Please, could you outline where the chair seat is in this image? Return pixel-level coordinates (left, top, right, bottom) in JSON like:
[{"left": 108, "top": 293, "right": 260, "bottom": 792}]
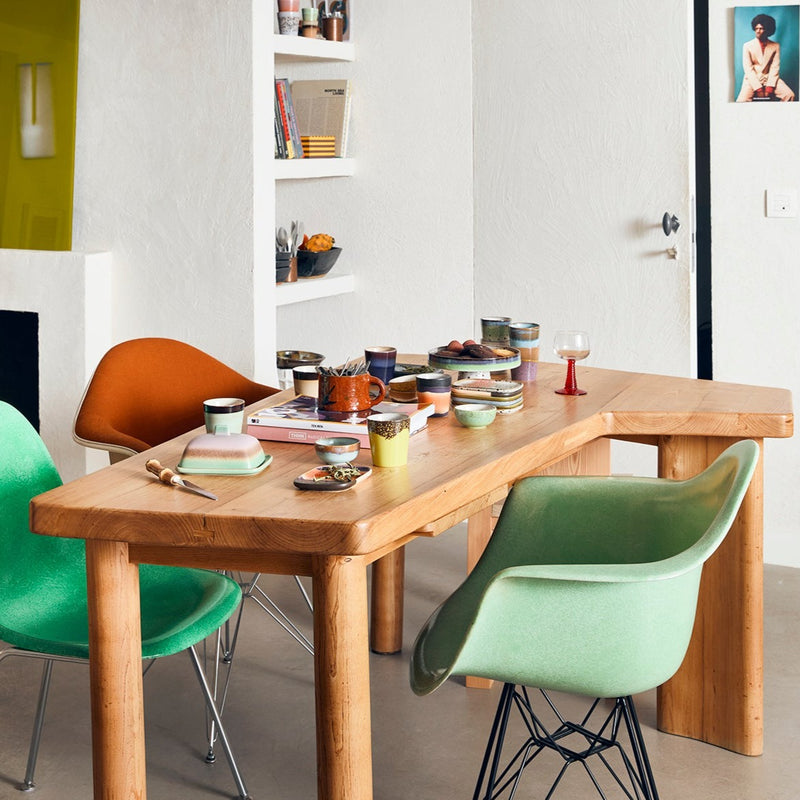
[{"left": 0, "top": 563, "right": 242, "bottom": 660}]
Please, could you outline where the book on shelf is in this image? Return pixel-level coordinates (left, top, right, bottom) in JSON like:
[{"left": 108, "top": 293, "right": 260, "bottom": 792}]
[
  {"left": 290, "top": 79, "right": 352, "bottom": 158},
  {"left": 247, "top": 395, "right": 434, "bottom": 445},
  {"left": 274, "top": 87, "right": 287, "bottom": 159},
  {"left": 274, "top": 79, "right": 305, "bottom": 159},
  {"left": 276, "top": 78, "right": 304, "bottom": 158}
]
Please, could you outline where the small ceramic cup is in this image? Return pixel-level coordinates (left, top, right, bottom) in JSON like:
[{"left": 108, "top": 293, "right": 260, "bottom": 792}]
[
  {"left": 364, "top": 346, "right": 397, "bottom": 385},
  {"left": 481, "top": 316, "right": 512, "bottom": 345},
  {"left": 293, "top": 365, "right": 320, "bottom": 398},
  {"left": 203, "top": 397, "right": 246, "bottom": 435},
  {"left": 416, "top": 372, "right": 451, "bottom": 416},
  {"left": 367, "top": 412, "right": 410, "bottom": 467},
  {"left": 278, "top": 10, "right": 300, "bottom": 34}
]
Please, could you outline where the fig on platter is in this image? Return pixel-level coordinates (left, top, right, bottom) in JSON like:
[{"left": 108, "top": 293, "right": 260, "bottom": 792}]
[{"left": 447, "top": 340, "right": 465, "bottom": 353}]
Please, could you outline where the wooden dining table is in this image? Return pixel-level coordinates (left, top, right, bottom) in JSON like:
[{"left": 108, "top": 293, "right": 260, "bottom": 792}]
[{"left": 29, "top": 362, "right": 792, "bottom": 799}]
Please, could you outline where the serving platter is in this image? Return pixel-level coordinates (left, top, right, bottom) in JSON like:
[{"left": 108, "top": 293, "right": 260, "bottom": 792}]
[{"left": 428, "top": 346, "right": 520, "bottom": 373}]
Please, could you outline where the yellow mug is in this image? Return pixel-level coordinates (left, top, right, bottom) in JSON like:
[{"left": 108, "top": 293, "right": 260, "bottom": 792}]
[{"left": 367, "top": 412, "right": 410, "bottom": 467}]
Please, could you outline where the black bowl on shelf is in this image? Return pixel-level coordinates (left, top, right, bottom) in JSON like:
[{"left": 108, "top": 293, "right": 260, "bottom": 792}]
[{"left": 297, "top": 247, "right": 342, "bottom": 279}]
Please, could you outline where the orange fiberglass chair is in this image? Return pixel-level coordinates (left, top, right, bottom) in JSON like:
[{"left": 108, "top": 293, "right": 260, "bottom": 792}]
[
  {"left": 73, "top": 337, "right": 280, "bottom": 461},
  {"left": 72, "top": 338, "right": 313, "bottom": 759}
]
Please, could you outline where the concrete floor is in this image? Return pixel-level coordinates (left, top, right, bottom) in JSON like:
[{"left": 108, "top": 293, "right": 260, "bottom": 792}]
[{"left": 0, "top": 524, "right": 797, "bottom": 799}]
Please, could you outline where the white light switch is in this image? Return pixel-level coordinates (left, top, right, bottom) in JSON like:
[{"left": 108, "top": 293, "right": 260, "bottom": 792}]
[{"left": 766, "top": 189, "right": 798, "bottom": 218}]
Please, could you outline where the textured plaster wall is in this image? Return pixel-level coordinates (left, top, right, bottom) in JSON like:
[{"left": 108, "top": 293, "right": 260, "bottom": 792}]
[
  {"left": 72, "top": 0, "right": 263, "bottom": 379},
  {"left": 471, "top": 1, "right": 693, "bottom": 377},
  {"left": 276, "top": 2, "right": 475, "bottom": 364},
  {"left": 709, "top": 2, "right": 800, "bottom": 566}
]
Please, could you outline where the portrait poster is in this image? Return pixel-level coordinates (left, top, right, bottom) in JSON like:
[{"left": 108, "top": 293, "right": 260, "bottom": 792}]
[{"left": 734, "top": 6, "right": 799, "bottom": 101}]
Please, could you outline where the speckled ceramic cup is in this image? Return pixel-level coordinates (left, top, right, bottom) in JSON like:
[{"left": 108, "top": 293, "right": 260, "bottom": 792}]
[{"left": 367, "top": 412, "right": 410, "bottom": 467}]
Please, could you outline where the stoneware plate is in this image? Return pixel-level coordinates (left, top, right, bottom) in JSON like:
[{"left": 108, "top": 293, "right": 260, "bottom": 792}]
[{"left": 294, "top": 465, "right": 371, "bottom": 491}]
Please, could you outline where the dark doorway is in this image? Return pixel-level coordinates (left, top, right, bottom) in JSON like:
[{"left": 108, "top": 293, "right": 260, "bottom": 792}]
[
  {"left": 695, "top": 0, "right": 712, "bottom": 379},
  {"left": 0, "top": 310, "right": 39, "bottom": 430}
]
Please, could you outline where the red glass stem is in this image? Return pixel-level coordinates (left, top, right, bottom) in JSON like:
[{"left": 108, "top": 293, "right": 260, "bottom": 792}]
[{"left": 564, "top": 358, "right": 577, "bottom": 392}]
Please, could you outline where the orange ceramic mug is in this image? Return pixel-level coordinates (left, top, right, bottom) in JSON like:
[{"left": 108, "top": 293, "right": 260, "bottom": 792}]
[{"left": 318, "top": 373, "right": 386, "bottom": 413}]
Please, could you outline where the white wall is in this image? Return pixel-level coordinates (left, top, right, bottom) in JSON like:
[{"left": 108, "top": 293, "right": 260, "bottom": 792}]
[
  {"left": 276, "top": 2, "right": 475, "bottom": 364},
  {"left": 710, "top": 2, "right": 800, "bottom": 566},
  {"left": 72, "top": 1, "right": 263, "bottom": 378}
]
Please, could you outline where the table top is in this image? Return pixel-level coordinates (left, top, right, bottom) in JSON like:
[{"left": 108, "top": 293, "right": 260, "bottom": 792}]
[{"left": 30, "top": 363, "right": 793, "bottom": 558}]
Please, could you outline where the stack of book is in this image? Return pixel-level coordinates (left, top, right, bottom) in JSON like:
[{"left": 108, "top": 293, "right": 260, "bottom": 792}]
[
  {"left": 247, "top": 396, "right": 434, "bottom": 445},
  {"left": 274, "top": 78, "right": 303, "bottom": 159}
]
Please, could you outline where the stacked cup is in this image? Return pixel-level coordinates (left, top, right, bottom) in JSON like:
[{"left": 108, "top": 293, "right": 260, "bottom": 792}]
[
  {"left": 510, "top": 322, "right": 540, "bottom": 381},
  {"left": 278, "top": 0, "right": 300, "bottom": 34}
]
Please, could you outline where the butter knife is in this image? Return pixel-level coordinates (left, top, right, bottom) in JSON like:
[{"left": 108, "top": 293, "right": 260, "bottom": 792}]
[{"left": 145, "top": 459, "right": 218, "bottom": 501}]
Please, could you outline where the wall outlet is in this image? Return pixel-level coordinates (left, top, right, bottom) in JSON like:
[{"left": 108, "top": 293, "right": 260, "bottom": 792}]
[{"left": 766, "top": 189, "right": 798, "bottom": 218}]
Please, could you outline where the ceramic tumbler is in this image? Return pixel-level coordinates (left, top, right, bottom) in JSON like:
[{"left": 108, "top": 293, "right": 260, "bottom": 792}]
[
  {"left": 203, "top": 398, "right": 245, "bottom": 435},
  {"left": 293, "top": 365, "right": 320, "bottom": 397},
  {"left": 318, "top": 373, "right": 386, "bottom": 414},
  {"left": 481, "top": 316, "right": 512, "bottom": 345},
  {"left": 364, "top": 346, "right": 397, "bottom": 385},
  {"left": 278, "top": 11, "right": 300, "bottom": 34},
  {"left": 510, "top": 322, "right": 540, "bottom": 381},
  {"left": 367, "top": 413, "right": 410, "bottom": 467},
  {"left": 416, "top": 372, "right": 451, "bottom": 416}
]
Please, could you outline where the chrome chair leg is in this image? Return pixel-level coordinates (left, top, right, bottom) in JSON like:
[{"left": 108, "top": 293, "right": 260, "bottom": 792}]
[
  {"left": 18, "top": 658, "right": 54, "bottom": 792},
  {"left": 188, "top": 645, "right": 250, "bottom": 800}
]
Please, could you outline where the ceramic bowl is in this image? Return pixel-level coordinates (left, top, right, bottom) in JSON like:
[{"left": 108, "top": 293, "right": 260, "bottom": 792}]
[
  {"left": 453, "top": 403, "right": 497, "bottom": 429},
  {"left": 314, "top": 436, "right": 361, "bottom": 465},
  {"left": 276, "top": 350, "right": 325, "bottom": 370},
  {"left": 297, "top": 247, "right": 342, "bottom": 279}
]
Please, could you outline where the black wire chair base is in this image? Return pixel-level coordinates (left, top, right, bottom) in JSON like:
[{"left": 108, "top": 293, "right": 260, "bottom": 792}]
[{"left": 474, "top": 684, "right": 659, "bottom": 800}]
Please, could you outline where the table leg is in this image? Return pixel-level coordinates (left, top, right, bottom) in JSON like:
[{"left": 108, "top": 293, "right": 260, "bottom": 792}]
[
  {"left": 370, "top": 547, "right": 405, "bottom": 654},
  {"left": 313, "top": 555, "right": 373, "bottom": 800},
  {"left": 84, "top": 539, "right": 147, "bottom": 799},
  {"left": 657, "top": 436, "right": 764, "bottom": 756}
]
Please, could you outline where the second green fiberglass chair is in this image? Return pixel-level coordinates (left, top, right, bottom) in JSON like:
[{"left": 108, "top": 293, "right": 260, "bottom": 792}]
[
  {"left": 411, "top": 440, "right": 759, "bottom": 800},
  {"left": 0, "top": 401, "right": 250, "bottom": 798}
]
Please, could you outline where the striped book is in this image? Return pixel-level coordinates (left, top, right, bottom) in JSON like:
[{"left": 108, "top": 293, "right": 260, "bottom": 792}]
[{"left": 301, "top": 136, "right": 336, "bottom": 157}]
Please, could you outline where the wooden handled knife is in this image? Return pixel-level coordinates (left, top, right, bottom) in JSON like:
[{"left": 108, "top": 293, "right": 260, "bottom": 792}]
[{"left": 145, "top": 459, "right": 218, "bottom": 501}]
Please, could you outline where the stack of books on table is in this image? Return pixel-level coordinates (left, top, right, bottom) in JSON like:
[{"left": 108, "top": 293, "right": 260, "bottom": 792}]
[{"left": 247, "top": 396, "right": 434, "bottom": 445}]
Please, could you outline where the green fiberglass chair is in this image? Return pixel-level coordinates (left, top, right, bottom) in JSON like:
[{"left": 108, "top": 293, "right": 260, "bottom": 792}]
[
  {"left": 0, "top": 401, "right": 250, "bottom": 798},
  {"left": 411, "top": 440, "right": 759, "bottom": 800}
]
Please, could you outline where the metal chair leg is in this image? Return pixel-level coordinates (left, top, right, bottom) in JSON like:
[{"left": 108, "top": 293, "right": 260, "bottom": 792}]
[
  {"left": 473, "top": 686, "right": 660, "bottom": 800},
  {"left": 18, "top": 659, "right": 54, "bottom": 792},
  {"left": 188, "top": 645, "right": 251, "bottom": 800}
]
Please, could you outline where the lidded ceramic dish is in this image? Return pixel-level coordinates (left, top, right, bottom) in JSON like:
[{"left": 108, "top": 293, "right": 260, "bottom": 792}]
[{"left": 177, "top": 433, "right": 271, "bottom": 475}]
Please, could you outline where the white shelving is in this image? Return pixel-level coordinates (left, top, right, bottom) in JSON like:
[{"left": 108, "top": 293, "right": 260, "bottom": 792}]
[
  {"left": 273, "top": 32, "right": 355, "bottom": 306},
  {"left": 273, "top": 34, "right": 355, "bottom": 62},
  {"left": 276, "top": 273, "right": 355, "bottom": 306},
  {"left": 274, "top": 158, "right": 355, "bottom": 180}
]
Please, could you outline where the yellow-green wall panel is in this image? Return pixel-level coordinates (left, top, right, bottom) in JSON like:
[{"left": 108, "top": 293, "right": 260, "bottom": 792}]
[{"left": 0, "top": 1, "right": 79, "bottom": 250}]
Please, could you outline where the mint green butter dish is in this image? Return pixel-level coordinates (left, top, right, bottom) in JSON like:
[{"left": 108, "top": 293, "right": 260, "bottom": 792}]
[{"left": 177, "top": 433, "right": 271, "bottom": 475}]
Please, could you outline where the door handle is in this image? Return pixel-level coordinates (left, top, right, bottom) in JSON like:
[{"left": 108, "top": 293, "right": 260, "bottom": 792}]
[{"left": 662, "top": 212, "right": 680, "bottom": 236}]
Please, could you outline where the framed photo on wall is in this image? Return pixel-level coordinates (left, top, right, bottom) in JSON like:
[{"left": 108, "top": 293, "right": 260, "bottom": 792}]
[{"left": 734, "top": 5, "right": 799, "bottom": 102}]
